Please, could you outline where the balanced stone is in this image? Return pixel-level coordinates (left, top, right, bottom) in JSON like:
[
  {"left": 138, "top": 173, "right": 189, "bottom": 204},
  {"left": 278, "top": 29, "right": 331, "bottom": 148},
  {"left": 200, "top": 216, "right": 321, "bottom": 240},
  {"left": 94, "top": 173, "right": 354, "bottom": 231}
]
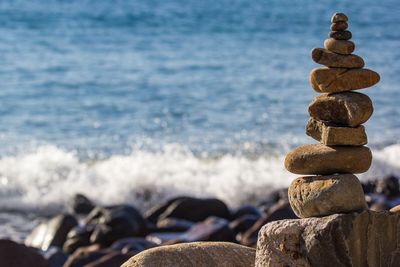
[
  {"left": 331, "top": 21, "right": 348, "bottom": 31},
  {"left": 329, "top": 30, "right": 352, "bottom": 40},
  {"left": 306, "top": 118, "right": 367, "bottom": 146},
  {"left": 324, "top": 38, "right": 355, "bottom": 55},
  {"left": 284, "top": 144, "right": 372, "bottom": 175},
  {"left": 311, "top": 48, "right": 364, "bottom": 68},
  {"left": 308, "top": 92, "right": 373, "bottom": 127},
  {"left": 288, "top": 174, "right": 367, "bottom": 218},
  {"left": 331, "top": 12, "right": 348, "bottom": 23},
  {"left": 310, "top": 67, "right": 380, "bottom": 93}
]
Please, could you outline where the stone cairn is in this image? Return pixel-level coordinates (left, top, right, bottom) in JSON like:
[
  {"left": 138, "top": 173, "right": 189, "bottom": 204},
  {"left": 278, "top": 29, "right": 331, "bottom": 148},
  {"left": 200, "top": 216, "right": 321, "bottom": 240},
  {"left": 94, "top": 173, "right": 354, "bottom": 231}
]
[{"left": 284, "top": 12, "right": 380, "bottom": 218}]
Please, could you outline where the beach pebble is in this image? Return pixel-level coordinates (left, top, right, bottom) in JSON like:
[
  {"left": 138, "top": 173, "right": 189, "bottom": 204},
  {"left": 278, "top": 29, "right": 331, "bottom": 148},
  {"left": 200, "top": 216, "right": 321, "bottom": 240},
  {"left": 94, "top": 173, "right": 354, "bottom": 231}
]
[
  {"left": 121, "top": 242, "right": 256, "bottom": 267},
  {"left": 63, "top": 225, "right": 94, "bottom": 254},
  {"left": 110, "top": 238, "right": 157, "bottom": 254},
  {"left": 308, "top": 92, "right": 373, "bottom": 127},
  {"left": 0, "top": 239, "right": 48, "bottom": 267},
  {"left": 331, "top": 12, "right": 348, "bottom": 23},
  {"left": 70, "top": 193, "right": 95, "bottom": 215},
  {"left": 331, "top": 21, "right": 348, "bottom": 31},
  {"left": 155, "top": 197, "right": 231, "bottom": 223},
  {"left": 310, "top": 67, "right": 380, "bottom": 93},
  {"left": 306, "top": 118, "right": 367, "bottom": 146},
  {"left": 324, "top": 38, "right": 355, "bottom": 55},
  {"left": 329, "top": 30, "right": 352, "bottom": 40},
  {"left": 86, "top": 205, "right": 147, "bottom": 246},
  {"left": 284, "top": 144, "right": 372, "bottom": 175},
  {"left": 288, "top": 174, "right": 367, "bottom": 218},
  {"left": 25, "top": 214, "right": 78, "bottom": 251},
  {"left": 311, "top": 48, "right": 364, "bottom": 68},
  {"left": 156, "top": 218, "right": 194, "bottom": 232}
]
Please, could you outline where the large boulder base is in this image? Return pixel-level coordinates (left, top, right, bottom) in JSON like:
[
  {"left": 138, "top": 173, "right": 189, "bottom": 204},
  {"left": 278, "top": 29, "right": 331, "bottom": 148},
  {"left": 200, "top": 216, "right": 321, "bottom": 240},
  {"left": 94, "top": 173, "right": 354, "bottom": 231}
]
[
  {"left": 310, "top": 68, "right": 380, "bottom": 93},
  {"left": 256, "top": 210, "right": 400, "bottom": 267},
  {"left": 288, "top": 174, "right": 367, "bottom": 218},
  {"left": 122, "top": 242, "right": 255, "bottom": 267},
  {"left": 284, "top": 144, "right": 372, "bottom": 175}
]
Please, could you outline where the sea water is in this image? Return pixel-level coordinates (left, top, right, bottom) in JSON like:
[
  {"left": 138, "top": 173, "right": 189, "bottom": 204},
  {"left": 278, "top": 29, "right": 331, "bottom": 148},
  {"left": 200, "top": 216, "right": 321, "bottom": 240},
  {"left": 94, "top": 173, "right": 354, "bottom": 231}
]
[{"left": 0, "top": 0, "right": 399, "bottom": 239}]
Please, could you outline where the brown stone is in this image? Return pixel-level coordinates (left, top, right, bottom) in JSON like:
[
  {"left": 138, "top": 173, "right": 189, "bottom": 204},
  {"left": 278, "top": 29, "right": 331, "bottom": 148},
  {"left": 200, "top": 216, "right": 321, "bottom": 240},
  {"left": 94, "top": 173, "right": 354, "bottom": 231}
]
[
  {"left": 331, "top": 21, "right": 348, "bottom": 31},
  {"left": 306, "top": 118, "right": 367, "bottom": 146},
  {"left": 324, "top": 38, "right": 355, "bottom": 55},
  {"left": 122, "top": 242, "right": 256, "bottom": 267},
  {"left": 329, "top": 30, "right": 352, "bottom": 40},
  {"left": 310, "top": 67, "right": 380, "bottom": 93},
  {"left": 311, "top": 48, "right": 364, "bottom": 68},
  {"left": 331, "top": 12, "right": 348, "bottom": 23},
  {"left": 288, "top": 174, "right": 367, "bottom": 218},
  {"left": 284, "top": 144, "right": 372, "bottom": 175},
  {"left": 390, "top": 205, "right": 400, "bottom": 213},
  {"left": 308, "top": 92, "right": 373, "bottom": 127},
  {"left": 255, "top": 210, "right": 400, "bottom": 267}
]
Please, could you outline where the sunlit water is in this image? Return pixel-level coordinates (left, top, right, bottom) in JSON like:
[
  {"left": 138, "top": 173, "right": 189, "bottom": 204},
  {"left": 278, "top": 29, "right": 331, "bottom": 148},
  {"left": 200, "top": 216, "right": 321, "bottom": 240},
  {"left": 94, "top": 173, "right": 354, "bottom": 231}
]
[{"left": 0, "top": 0, "right": 399, "bottom": 239}]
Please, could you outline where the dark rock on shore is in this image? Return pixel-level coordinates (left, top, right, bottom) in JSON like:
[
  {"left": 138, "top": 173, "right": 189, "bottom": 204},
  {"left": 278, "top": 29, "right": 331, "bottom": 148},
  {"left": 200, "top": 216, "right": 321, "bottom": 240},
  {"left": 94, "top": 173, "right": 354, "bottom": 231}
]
[
  {"left": 70, "top": 194, "right": 95, "bottom": 215},
  {"left": 86, "top": 205, "right": 147, "bottom": 246},
  {"left": 25, "top": 214, "right": 78, "bottom": 251},
  {"left": 155, "top": 197, "right": 231, "bottom": 223},
  {"left": 0, "top": 239, "right": 48, "bottom": 267},
  {"left": 63, "top": 225, "right": 95, "bottom": 254}
]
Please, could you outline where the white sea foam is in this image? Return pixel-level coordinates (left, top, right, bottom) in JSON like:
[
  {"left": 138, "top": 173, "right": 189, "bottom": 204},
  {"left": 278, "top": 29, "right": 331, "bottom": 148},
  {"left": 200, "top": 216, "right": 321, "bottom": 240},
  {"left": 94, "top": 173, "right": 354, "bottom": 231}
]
[{"left": 0, "top": 144, "right": 399, "bottom": 211}]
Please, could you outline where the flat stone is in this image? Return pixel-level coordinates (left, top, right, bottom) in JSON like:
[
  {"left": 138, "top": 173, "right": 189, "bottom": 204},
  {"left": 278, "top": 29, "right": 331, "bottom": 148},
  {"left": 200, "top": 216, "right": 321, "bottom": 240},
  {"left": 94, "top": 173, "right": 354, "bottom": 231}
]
[
  {"left": 331, "top": 21, "right": 348, "bottom": 31},
  {"left": 310, "top": 67, "right": 380, "bottom": 93},
  {"left": 288, "top": 174, "right": 367, "bottom": 218},
  {"left": 122, "top": 242, "right": 256, "bottom": 267},
  {"left": 329, "top": 30, "right": 352, "bottom": 40},
  {"left": 311, "top": 48, "right": 364, "bottom": 68},
  {"left": 306, "top": 118, "right": 367, "bottom": 146},
  {"left": 331, "top": 12, "right": 348, "bottom": 23},
  {"left": 255, "top": 210, "right": 400, "bottom": 267},
  {"left": 324, "top": 38, "right": 355, "bottom": 55},
  {"left": 308, "top": 92, "right": 373, "bottom": 127},
  {"left": 284, "top": 144, "right": 372, "bottom": 175}
]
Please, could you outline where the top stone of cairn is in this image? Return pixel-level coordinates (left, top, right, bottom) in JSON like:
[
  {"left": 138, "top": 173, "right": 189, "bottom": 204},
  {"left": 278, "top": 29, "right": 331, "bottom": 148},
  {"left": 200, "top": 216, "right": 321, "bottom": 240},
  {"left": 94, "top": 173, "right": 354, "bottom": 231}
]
[{"left": 331, "top": 12, "right": 348, "bottom": 23}]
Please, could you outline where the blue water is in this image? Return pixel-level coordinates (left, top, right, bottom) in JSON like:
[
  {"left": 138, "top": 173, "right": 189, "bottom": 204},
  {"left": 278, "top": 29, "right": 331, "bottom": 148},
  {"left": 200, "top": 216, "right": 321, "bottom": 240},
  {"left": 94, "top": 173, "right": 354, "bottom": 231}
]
[{"left": 0, "top": 0, "right": 400, "bottom": 239}]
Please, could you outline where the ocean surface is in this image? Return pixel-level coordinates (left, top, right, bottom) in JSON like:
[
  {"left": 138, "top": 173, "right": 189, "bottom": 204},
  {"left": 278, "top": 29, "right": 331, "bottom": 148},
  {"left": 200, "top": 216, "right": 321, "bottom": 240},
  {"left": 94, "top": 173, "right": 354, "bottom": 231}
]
[{"left": 0, "top": 0, "right": 400, "bottom": 240}]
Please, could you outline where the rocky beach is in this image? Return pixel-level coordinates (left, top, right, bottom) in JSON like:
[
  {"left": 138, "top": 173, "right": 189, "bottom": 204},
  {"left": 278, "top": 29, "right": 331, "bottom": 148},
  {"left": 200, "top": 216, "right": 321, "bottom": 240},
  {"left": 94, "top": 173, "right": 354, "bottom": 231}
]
[{"left": 0, "top": 1, "right": 400, "bottom": 267}]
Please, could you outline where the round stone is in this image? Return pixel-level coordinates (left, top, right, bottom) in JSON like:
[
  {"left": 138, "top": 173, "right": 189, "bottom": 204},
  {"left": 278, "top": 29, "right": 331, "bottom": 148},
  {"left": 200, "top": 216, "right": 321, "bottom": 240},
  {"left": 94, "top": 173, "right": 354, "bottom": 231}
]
[
  {"left": 310, "top": 67, "right": 380, "bottom": 93},
  {"left": 311, "top": 48, "right": 364, "bottom": 68},
  {"left": 324, "top": 38, "right": 355, "bottom": 55},
  {"left": 331, "top": 12, "right": 348, "bottom": 23},
  {"left": 284, "top": 144, "right": 372, "bottom": 175},
  {"left": 329, "top": 30, "right": 352, "bottom": 40},
  {"left": 331, "top": 21, "right": 348, "bottom": 31},
  {"left": 308, "top": 92, "right": 373, "bottom": 127},
  {"left": 288, "top": 174, "right": 367, "bottom": 218}
]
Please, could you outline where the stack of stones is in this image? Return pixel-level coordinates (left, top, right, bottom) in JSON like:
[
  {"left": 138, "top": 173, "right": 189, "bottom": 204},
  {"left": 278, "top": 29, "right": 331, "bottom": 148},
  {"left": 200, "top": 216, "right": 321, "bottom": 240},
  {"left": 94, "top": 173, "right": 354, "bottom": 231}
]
[{"left": 284, "top": 12, "right": 380, "bottom": 218}]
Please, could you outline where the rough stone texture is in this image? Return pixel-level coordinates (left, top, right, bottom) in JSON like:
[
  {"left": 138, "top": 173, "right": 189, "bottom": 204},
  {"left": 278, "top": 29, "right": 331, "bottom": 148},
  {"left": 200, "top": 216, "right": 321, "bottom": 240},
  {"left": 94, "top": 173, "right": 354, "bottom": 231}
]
[
  {"left": 284, "top": 144, "right": 372, "bottom": 175},
  {"left": 311, "top": 48, "right": 364, "bottom": 68},
  {"left": 255, "top": 210, "right": 400, "bottom": 267},
  {"left": 288, "top": 174, "right": 367, "bottom": 218},
  {"left": 324, "top": 38, "right": 355, "bottom": 55},
  {"left": 308, "top": 92, "right": 373, "bottom": 127},
  {"left": 331, "top": 21, "right": 348, "bottom": 31},
  {"left": 329, "top": 30, "right": 352, "bottom": 40},
  {"left": 310, "top": 67, "right": 380, "bottom": 93},
  {"left": 122, "top": 242, "right": 256, "bottom": 267},
  {"left": 306, "top": 118, "right": 367, "bottom": 146},
  {"left": 331, "top": 12, "right": 348, "bottom": 23}
]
